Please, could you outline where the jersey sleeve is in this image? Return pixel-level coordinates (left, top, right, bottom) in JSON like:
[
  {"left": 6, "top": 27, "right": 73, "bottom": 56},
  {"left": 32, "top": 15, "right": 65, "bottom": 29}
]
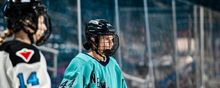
[
  {"left": 111, "top": 57, "right": 128, "bottom": 88},
  {"left": 0, "top": 52, "right": 12, "bottom": 88},
  {"left": 59, "top": 57, "right": 93, "bottom": 88},
  {"left": 122, "top": 74, "right": 128, "bottom": 88},
  {"left": 39, "top": 52, "right": 51, "bottom": 87}
]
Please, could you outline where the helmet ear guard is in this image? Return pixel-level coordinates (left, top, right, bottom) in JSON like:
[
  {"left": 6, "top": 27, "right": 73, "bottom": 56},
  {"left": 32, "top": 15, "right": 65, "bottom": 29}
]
[
  {"left": 83, "top": 35, "right": 98, "bottom": 50},
  {"left": 83, "top": 41, "right": 92, "bottom": 50}
]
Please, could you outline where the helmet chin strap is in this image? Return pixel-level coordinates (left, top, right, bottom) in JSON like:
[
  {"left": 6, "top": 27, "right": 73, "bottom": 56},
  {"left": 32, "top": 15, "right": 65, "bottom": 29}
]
[
  {"left": 23, "top": 29, "right": 35, "bottom": 44},
  {"left": 22, "top": 24, "right": 36, "bottom": 45},
  {"left": 95, "top": 49, "right": 106, "bottom": 61},
  {"left": 89, "top": 39, "right": 107, "bottom": 62}
]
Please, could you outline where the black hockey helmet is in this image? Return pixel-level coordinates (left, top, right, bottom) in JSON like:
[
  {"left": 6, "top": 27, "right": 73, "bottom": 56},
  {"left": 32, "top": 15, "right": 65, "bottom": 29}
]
[
  {"left": 83, "top": 19, "right": 119, "bottom": 56},
  {"left": 2, "top": 0, "right": 51, "bottom": 46}
]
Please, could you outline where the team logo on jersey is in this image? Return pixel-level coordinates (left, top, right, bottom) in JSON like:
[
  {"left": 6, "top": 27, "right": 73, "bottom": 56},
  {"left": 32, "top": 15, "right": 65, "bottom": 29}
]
[{"left": 16, "top": 48, "right": 34, "bottom": 62}]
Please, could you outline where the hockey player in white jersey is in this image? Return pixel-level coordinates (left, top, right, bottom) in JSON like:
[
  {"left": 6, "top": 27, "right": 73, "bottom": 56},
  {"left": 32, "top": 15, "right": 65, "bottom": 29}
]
[{"left": 0, "top": 0, "right": 52, "bottom": 88}]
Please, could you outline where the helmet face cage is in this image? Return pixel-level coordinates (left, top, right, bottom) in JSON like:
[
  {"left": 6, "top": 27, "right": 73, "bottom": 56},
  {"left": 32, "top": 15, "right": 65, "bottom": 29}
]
[
  {"left": 97, "top": 34, "right": 119, "bottom": 56},
  {"left": 84, "top": 19, "right": 119, "bottom": 56},
  {"left": 2, "top": 0, "right": 51, "bottom": 45}
]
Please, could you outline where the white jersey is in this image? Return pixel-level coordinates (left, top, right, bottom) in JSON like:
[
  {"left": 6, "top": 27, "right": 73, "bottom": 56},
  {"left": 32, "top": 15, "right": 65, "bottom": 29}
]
[{"left": 0, "top": 40, "right": 51, "bottom": 88}]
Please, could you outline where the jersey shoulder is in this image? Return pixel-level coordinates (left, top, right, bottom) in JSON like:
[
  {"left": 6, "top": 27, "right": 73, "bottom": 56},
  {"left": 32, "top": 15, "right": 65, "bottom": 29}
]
[
  {"left": 109, "top": 56, "right": 119, "bottom": 65},
  {"left": 109, "top": 56, "right": 117, "bottom": 62},
  {"left": 108, "top": 56, "right": 122, "bottom": 71},
  {"left": 64, "top": 53, "right": 95, "bottom": 76},
  {"left": 0, "top": 40, "right": 41, "bottom": 67},
  {"left": 74, "top": 53, "right": 97, "bottom": 64}
]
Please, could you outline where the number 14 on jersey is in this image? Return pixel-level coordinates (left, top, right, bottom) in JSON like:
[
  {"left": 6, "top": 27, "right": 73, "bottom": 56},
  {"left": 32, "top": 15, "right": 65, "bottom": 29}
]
[{"left": 17, "top": 72, "right": 39, "bottom": 88}]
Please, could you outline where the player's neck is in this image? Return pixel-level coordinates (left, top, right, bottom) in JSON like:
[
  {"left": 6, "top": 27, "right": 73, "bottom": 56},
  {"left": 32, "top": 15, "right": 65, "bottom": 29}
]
[
  {"left": 88, "top": 51, "right": 106, "bottom": 62},
  {"left": 15, "top": 30, "right": 32, "bottom": 45}
]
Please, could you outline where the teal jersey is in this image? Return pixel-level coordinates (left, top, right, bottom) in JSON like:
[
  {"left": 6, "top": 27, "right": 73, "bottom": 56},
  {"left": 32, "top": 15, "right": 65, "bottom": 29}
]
[{"left": 59, "top": 53, "right": 127, "bottom": 88}]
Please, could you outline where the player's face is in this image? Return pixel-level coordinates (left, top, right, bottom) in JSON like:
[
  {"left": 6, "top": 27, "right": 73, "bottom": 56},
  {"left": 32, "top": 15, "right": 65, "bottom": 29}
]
[
  {"left": 34, "top": 15, "right": 47, "bottom": 41},
  {"left": 98, "top": 35, "right": 113, "bottom": 52}
]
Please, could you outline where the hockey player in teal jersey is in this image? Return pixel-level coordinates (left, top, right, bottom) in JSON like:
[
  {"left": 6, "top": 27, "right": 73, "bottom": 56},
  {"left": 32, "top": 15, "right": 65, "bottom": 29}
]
[{"left": 59, "top": 19, "right": 127, "bottom": 88}]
